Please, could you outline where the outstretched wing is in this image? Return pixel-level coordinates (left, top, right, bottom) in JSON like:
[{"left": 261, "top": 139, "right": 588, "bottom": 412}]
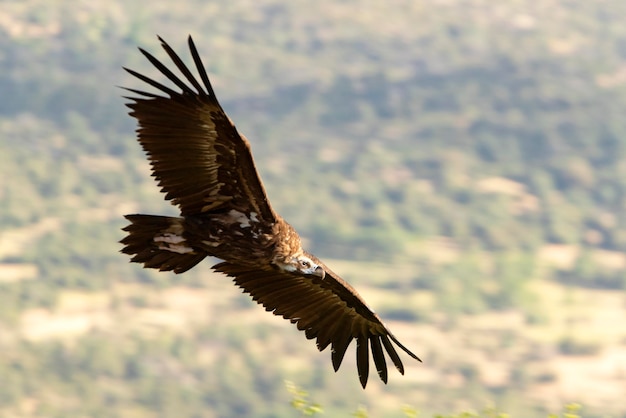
[
  {"left": 123, "top": 36, "right": 276, "bottom": 222},
  {"left": 213, "top": 260, "right": 421, "bottom": 388}
]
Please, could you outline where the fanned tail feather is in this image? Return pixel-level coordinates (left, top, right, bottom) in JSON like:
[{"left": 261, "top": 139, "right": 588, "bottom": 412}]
[{"left": 121, "top": 214, "right": 206, "bottom": 274}]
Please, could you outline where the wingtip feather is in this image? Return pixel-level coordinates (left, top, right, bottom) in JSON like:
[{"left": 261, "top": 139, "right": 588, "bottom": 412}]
[
  {"left": 356, "top": 336, "right": 369, "bottom": 388},
  {"left": 370, "top": 336, "right": 388, "bottom": 384},
  {"left": 331, "top": 334, "right": 352, "bottom": 372}
]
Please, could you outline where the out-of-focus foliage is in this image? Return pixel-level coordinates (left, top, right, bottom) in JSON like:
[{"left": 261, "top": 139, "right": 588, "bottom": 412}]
[
  {"left": 2, "top": 0, "right": 626, "bottom": 417},
  {"left": 284, "top": 385, "right": 583, "bottom": 418}
]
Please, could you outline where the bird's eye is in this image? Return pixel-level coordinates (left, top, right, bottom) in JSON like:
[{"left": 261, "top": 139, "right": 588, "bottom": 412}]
[{"left": 300, "top": 260, "right": 310, "bottom": 268}]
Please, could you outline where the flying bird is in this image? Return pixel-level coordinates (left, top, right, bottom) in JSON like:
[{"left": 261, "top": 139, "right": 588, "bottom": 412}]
[{"left": 120, "top": 35, "right": 420, "bottom": 388}]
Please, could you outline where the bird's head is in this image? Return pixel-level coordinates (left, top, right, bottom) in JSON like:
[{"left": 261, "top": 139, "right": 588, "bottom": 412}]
[{"left": 279, "top": 254, "right": 325, "bottom": 279}]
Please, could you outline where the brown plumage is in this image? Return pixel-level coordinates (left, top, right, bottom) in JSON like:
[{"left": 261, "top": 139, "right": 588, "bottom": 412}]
[{"left": 120, "top": 35, "right": 420, "bottom": 388}]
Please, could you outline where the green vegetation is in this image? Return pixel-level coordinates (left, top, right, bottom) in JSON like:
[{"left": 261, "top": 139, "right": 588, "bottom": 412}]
[
  {"left": 285, "top": 381, "right": 584, "bottom": 418},
  {"left": 2, "top": 0, "right": 626, "bottom": 416}
]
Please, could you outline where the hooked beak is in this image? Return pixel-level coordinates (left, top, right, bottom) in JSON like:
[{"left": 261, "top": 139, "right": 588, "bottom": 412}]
[{"left": 313, "top": 265, "right": 325, "bottom": 279}]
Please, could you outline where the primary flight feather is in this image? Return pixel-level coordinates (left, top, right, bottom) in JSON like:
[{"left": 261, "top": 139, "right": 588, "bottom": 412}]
[{"left": 120, "top": 35, "right": 420, "bottom": 388}]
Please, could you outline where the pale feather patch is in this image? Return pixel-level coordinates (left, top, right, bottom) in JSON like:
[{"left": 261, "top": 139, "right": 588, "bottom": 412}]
[
  {"left": 201, "top": 240, "right": 220, "bottom": 247},
  {"left": 201, "top": 199, "right": 229, "bottom": 213},
  {"left": 154, "top": 233, "right": 185, "bottom": 244},
  {"left": 159, "top": 244, "right": 194, "bottom": 254},
  {"left": 154, "top": 233, "right": 194, "bottom": 254},
  {"left": 279, "top": 263, "right": 298, "bottom": 273},
  {"left": 227, "top": 209, "right": 256, "bottom": 228}
]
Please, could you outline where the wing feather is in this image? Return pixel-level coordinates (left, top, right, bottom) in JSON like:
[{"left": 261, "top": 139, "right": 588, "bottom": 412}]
[
  {"left": 123, "top": 67, "right": 179, "bottom": 97},
  {"left": 381, "top": 334, "right": 405, "bottom": 374},
  {"left": 156, "top": 36, "right": 207, "bottom": 96},
  {"left": 370, "top": 336, "right": 388, "bottom": 383},
  {"left": 137, "top": 47, "right": 196, "bottom": 96},
  {"left": 124, "top": 36, "right": 277, "bottom": 222},
  {"left": 313, "top": 310, "right": 348, "bottom": 350},
  {"left": 213, "top": 261, "right": 420, "bottom": 388},
  {"left": 331, "top": 332, "right": 353, "bottom": 372},
  {"left": 187, "top": 36, "right": 217, "bottom": 98},
  {"left": 356, "top": 335, "right": 369, "bottom": 388}
]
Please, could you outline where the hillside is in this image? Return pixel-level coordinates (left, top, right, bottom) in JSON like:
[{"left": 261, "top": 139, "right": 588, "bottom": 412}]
[{"left": 2, "top": 1, "right": 626, "bottom": 416}]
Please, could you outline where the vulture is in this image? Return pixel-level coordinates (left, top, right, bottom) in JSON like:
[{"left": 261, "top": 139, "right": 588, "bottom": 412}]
[{"left": 120, "top": 35, "right": 420, "bottom": 388}]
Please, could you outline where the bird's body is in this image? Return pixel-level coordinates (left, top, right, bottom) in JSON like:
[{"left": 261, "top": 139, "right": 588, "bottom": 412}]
[{"left": 121, "top": 36, "right": 420, "bottom": 388}]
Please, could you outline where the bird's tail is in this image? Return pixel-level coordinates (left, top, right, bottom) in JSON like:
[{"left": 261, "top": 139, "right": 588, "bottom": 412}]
[{"left": 120, "top": 214, "right": 206, "bottom": 274}]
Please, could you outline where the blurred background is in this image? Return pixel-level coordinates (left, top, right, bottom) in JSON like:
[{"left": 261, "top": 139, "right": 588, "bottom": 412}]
[{"left": 1, "top": 0, "right": 626, "bottom": 416}]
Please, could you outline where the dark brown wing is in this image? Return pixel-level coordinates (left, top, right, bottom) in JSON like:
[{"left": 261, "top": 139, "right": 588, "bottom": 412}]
[
  {"left": 123, "top": 36, "right": 276, "bottom": 222},
  {"left": 213, "top": 260, "right": 421, "bottom": 388}
]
